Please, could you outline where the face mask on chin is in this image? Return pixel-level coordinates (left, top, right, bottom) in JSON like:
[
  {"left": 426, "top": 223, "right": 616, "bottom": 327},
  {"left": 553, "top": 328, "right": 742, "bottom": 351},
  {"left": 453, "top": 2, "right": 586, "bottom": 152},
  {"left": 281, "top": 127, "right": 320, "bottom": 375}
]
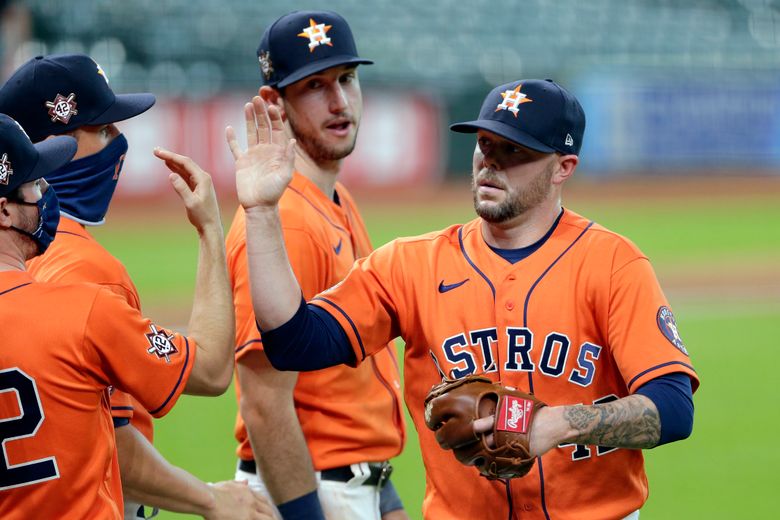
[
  {"left": 10, "top": 186, "right": 61, "bottom": 256},
  {"left": 45, "top": 133, "right": 129, "bottom": 226}
]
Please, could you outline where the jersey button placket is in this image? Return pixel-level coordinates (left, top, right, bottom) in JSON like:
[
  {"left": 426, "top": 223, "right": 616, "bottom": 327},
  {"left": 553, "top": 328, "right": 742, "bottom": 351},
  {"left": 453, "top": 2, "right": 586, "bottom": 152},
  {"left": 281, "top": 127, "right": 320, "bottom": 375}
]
[{"left": 505, "top": 274, "right": 518, "bottom": 310}]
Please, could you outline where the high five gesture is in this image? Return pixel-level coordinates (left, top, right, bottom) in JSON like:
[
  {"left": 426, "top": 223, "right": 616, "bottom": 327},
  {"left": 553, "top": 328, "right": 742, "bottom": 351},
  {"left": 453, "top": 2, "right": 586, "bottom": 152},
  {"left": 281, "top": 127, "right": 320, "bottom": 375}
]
[
  {"left": 228, "top": 96, "right": 296, "bottom": 210},
  {"left": 228, "top": 96, "right": 301, "bottom": 331}
]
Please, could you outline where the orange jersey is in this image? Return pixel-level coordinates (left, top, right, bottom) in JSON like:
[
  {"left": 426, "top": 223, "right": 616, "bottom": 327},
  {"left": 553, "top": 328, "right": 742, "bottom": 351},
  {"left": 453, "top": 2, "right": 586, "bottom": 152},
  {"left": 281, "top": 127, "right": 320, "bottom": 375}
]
[
  {"left": 27, "top": 216, "right": 154, "bottom": 442},
  {"left": 310, "top": 209, "right": 699, "bottom": 520},
  {"left": 228, "top": 172, "right": 405, "bottom": 469},
  {"left": 0, "top": 271, "right": 194, "bottom": 519}
]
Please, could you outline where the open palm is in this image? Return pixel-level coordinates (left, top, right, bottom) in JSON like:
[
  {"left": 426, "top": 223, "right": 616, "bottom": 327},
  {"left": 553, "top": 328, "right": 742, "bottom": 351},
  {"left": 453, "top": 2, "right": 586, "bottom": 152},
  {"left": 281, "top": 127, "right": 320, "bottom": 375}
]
[{"left": 228, "top": 96, "right": 296, "bottom": 210}]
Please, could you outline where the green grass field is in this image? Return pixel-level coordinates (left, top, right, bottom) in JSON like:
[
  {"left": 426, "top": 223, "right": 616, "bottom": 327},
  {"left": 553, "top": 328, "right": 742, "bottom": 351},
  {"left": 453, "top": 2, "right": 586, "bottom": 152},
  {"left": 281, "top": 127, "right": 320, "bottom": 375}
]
[{"left": 94, "top": 184, "right": 780, "bottom": 519}]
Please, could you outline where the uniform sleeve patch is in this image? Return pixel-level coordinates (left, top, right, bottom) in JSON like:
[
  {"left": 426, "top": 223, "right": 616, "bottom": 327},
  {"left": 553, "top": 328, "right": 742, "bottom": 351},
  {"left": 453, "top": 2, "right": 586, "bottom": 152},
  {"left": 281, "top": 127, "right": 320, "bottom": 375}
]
[
  {"left": 145, "top": 324, "right": 179, "bottom": 363},
  {"left": 656, "top": 306, "right": 688, "bottom": 356}
]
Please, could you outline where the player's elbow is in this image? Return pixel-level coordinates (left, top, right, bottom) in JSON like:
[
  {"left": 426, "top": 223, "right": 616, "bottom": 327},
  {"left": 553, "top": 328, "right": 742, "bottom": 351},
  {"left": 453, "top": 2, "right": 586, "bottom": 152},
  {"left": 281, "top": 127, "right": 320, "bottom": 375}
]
[
  {"left": 204, "top": 360, "right": 234, "bottom": 396},
  {"left": 665, "top": 408, "right": 694, "bottom": 444},
  {"left": 186, "top": 350, "right": 235, "bottom": 396}
]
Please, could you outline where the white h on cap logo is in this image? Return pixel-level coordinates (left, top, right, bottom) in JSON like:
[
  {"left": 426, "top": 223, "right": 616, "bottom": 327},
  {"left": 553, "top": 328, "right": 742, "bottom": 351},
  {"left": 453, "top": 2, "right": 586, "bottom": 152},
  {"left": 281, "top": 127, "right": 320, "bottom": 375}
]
[
  {"left": 298, "top": 18, "right": 333, "bottom": 52},
  {"left": 496, "top": 84, "right": 533, "bottom": 118}
]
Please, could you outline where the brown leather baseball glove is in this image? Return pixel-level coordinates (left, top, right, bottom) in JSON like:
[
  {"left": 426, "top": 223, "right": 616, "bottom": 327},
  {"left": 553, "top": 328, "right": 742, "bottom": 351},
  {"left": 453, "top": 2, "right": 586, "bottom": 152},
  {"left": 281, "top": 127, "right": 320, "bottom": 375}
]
[{"left": 424, "top": 374, "right": 546, "bottom": 480}]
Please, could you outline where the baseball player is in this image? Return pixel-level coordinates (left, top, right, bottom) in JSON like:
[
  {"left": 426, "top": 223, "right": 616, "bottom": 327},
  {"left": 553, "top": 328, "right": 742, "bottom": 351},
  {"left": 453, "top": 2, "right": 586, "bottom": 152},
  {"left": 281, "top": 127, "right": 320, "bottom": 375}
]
[
  {"left": 0, "top": 54, "right": 265, "bottom": 519},
  {"left": 0, "top": 115, "right": 272, "bottom": 519},
  {"left": 228, "top": 11, "right": 407, "bottom": 520},
  {"left": 228, "top": 80, "right": 699, "bottom": 519}
]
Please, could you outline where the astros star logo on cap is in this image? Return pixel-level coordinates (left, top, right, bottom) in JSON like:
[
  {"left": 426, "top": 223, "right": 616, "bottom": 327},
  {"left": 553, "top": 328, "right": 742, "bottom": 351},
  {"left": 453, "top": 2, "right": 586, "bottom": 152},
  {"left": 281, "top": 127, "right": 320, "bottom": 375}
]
[
  {"left": 45, "top": 93, "right": 79, "bottom": 124},
  {"left": 298, "top": 18, "right": 333, "bottom": 52},
  {"left": 0, "top": 153, "right": 13, "bottom": 186},
  {"left": 496, "top": 84, "right": 532, "bottom": 117}
]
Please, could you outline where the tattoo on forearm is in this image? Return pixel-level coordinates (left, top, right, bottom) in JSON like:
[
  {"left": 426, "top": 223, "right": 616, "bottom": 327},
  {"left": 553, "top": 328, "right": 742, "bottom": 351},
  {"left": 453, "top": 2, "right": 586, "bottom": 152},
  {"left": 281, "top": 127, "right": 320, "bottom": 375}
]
[{"left": 563, "top": 395, "right": 661, "bottom": 449}]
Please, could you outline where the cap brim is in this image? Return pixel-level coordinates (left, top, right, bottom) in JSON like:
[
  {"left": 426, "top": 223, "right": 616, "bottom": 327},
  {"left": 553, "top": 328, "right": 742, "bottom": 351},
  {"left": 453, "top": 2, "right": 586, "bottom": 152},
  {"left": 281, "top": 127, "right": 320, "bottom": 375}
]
[
  {"left": 90, "top": 93, "right": 156, "bottom": 125},
  {"left": 29, "top": 136, "right": 78, "bottom": 181},
  {"left": 277, "top": 57, "right": 373, "bottom": 88},
  {"left": 449, "top": 119, "right": 556, "bottom": 154}
]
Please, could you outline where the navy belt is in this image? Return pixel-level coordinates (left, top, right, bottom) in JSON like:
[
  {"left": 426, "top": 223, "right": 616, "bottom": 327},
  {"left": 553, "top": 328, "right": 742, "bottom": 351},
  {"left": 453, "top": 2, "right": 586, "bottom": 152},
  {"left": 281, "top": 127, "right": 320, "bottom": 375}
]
[{"left": 239, "top": 459, "right": 392, "bottom": 487}]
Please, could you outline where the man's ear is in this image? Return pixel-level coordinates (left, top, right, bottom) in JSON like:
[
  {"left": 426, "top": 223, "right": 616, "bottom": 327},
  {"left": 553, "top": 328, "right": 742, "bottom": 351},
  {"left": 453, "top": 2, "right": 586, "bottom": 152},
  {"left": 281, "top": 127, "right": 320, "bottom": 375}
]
[
  {"left": 0, "top": 198, "right": 13, "bottom": 229},
  {"left": 259, "top": 86, "right": 282, "bottom": 108},
  {"left": 259, "top": 86, "right": 286, "bottom": 121},
  {"left": 552, "top": 154, "right": 578, "bottom": 185}
]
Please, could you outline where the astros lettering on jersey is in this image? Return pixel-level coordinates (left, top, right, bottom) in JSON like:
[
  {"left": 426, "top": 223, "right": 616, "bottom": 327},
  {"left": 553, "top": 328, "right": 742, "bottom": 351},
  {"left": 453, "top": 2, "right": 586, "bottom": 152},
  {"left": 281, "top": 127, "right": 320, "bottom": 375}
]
[{"left": 307, "top": 210, "right": 699, "bottom": 519}]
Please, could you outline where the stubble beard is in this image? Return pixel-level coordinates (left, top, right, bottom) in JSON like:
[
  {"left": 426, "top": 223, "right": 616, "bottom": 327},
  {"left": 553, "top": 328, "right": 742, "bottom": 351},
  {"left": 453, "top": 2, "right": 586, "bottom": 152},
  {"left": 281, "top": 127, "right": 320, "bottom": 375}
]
[
  {"left": 472, "top": 161, "right": 555, "bottom": 223},
  {"left": 287, "top": 113, "right": 358, "bottom": 165},
  {"left": 12, "top": 205, "right": 42, "bottom": 260}
]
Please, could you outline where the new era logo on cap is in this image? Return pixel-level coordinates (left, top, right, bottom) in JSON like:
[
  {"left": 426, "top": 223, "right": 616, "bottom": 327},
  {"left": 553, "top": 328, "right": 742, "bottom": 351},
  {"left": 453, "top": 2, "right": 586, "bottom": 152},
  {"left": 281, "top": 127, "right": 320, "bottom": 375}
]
[
  {"left": 256, "top": 10, "right": 373, "bottom": 88},
  {"left": 451, "top": 79, "right": 586, "bottom": 156}
]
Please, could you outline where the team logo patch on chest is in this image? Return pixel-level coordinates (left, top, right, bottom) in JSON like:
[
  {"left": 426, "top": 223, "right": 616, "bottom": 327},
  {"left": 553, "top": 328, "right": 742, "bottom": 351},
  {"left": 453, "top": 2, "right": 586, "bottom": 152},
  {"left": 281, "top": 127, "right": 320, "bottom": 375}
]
[
  {"left": 496, "top": 395, "right": 535, "bottom": 433},
  {"left": 657, "top": 306, "right": 688, "bottom": 356},
  {"left": 45, "top": 93, "right": 78, "bottom": 124},
  {"left": 0, "top": 153, "right": 13, "bottom": 185},
  {"left": 145, "top": 324, "right": 178, "bottom": 363}
]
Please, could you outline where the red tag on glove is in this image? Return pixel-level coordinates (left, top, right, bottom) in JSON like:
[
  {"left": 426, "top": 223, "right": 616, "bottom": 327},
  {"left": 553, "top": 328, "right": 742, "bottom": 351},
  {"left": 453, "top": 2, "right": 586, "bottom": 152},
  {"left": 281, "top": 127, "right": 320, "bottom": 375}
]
[{"left": 496, "top": 396, "right": 534, "bottom": 433}]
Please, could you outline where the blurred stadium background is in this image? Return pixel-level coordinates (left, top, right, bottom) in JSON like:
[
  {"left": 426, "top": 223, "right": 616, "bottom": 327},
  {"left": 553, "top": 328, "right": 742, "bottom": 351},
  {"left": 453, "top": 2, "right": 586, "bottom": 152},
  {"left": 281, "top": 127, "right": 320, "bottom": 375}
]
[{"left": 2, "top": 0, "right": 779, "bottom": 518}]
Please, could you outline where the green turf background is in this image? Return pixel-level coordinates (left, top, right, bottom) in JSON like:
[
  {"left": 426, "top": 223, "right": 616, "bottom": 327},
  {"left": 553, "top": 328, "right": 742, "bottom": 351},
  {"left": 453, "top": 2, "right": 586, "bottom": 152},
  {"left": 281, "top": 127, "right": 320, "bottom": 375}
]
[{"left": 93, "top": 189, "right": 780, "bottom": 519}]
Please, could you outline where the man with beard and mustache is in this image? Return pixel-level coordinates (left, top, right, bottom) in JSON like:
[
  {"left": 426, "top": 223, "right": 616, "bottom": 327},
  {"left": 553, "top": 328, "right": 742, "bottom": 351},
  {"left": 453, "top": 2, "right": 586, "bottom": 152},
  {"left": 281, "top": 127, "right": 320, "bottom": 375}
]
[
  {"left": 229, "top": 79, "right": 699, "bottom": 520},
  {"left": 0, "top": 54, "right": 270, "bottom": 520},
  {"left": 227, "top": 10, "right": 407, "bottom": 520},
  {"left": 0, "top": 114, "right": 273, "bottom": 519}
]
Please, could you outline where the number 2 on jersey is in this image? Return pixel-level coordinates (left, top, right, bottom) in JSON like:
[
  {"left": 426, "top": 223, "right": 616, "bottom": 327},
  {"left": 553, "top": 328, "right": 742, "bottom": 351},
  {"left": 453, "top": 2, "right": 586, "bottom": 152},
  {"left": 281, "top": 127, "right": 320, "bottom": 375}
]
[{"left": 0, "top": 368, "right": 59, "bottom": 490}]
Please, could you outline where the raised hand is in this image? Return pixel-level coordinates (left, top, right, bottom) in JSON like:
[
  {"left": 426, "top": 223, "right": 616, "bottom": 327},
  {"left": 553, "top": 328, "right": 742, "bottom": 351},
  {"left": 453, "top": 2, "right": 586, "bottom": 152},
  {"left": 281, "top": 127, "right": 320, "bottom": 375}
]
[
  {"left": 153, "top": 147, "right": 222, "bottom": 233},
  {"left": 227, "top": 96, "right": 296, "bottom": 210}
]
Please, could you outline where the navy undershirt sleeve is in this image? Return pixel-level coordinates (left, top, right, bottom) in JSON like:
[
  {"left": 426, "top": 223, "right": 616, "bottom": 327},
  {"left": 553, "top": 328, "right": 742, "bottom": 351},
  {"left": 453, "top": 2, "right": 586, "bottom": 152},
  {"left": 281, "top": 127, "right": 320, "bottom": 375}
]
[
  {"left": 635, "top": 372, "right": 694, "bottom": 446},
  {"left": 262, "top": 298, "right": 356, "bottom": 371},
  {"left": 112, "top": 417, "right": 131, "bottom": 428}
]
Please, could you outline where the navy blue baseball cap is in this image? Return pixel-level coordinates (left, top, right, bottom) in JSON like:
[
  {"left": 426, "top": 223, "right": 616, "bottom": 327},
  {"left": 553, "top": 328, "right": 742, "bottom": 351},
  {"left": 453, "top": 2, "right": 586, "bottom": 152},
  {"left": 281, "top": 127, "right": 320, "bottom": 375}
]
[
  {"left": 0, "top": 54, "right": 156, "bottom": 143},
  {"left": 0, "top": 114, "right": 77, "bottom": 198},
  {"left": 257, "top": 10, "right": 373, "bottom": 88},
  {"left": 450, "top": 79, "right": 586, "bottom": 156}
]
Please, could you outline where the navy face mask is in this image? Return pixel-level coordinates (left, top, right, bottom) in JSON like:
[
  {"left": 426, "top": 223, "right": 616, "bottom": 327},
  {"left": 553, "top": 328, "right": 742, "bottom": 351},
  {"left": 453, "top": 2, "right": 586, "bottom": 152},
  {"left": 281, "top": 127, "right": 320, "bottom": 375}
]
[
  {"left": 45, "top": 133, "right": 128, "bottom": 225},
  {"left": 11, "top": 186, "right": 61, "bottom": 255}
]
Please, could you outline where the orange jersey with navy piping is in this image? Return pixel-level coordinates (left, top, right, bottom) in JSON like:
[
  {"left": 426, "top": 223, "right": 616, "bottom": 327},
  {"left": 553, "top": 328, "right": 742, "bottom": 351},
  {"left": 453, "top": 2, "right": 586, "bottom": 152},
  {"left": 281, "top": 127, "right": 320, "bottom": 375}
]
[
  {"left": 228, "top": 172, "right": 405, "bottom": 469},
  {"left": 27, "top": 216, "right": 154, "bottom": 443},
  {"left": 0, "top": 271, "right": 195, "bottom": 519},
  {"left": 309, "top": 209, "right": 699, "bottom": 520}
]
